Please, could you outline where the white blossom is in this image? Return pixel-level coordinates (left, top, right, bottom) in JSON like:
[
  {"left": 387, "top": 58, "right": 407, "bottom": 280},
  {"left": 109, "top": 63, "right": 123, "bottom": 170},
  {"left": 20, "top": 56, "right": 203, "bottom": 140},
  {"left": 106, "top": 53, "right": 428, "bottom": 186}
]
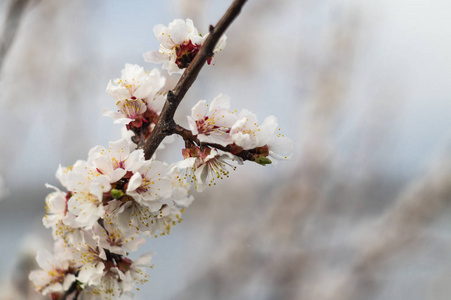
[
  {"left": 147, "top": 204, "right": 184, "bottom": 237},
  {"left": 42, "top": 184, "right": 69, "bottom": 229},
  {"left": 143, "top": 19, "right": 226, "bottom": 74},
  {"left": 67, "top": 176, "right": 111, "bottom": 229},
  {"left": 122, "top": 252, "right": 152, "bottom": 291},
  {"left": 103, "top": 99, "right": 148, "bottom": 126},
  {"left": 106, "top": 64, "right": 165, "bottom": 102},
  {"left": 230, "top": 110, "right": 277, "bottom": 150},
  {"left": 87, "top": 138, "right": 145, "bottom": 181},
  {"left": 73, "top": 231, "right": 107, "bottom": 287},
  {"left": 92, "top": 222, "right": 145, "bottom": 256},
  {"left": 104, "top": 64, "right": 166, "bottom": 127},
  {"left": 187, "top": 94, "right": 237, "bottom": 147},
  {"left": 172, "top": 147, "right": 241, "bottom": 192},
  {"left": 126, "top": 160, "right": 172, "bottom": 211},
  {"left": 29, "top": 240, "right": 76, "bottom": 296},
  {"left": 51, "top": 218, "right": 84, "bottom": 247},
  {"left": 169, "top": 170, "right": 194, "bottom": 208}
]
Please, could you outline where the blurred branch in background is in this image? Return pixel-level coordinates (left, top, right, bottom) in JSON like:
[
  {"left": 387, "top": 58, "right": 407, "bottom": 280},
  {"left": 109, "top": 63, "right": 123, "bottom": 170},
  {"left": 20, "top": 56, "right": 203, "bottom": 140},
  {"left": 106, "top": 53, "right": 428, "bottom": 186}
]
[
  {"left": 171, "top": 2, "right": 451, "bottom": 300},
  {"left": 324, "top": 157, "right": 451, "bottom": 300},
  {"left": 1, "top": 0, "right": 451, "bottom": 299},
  {"left": 0, "top": 0, "right": 30, "bottom": 72}
]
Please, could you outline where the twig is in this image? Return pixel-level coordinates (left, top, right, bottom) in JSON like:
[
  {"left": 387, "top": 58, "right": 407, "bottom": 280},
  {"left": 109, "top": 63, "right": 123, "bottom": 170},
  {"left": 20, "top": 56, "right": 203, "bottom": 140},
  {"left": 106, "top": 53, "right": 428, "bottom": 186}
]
[
  {"left": 143, "top": 0, "right": 248, "bottom": 160},
  {"left": 173, "top": 124, "right": 256, "bottom": 162}
]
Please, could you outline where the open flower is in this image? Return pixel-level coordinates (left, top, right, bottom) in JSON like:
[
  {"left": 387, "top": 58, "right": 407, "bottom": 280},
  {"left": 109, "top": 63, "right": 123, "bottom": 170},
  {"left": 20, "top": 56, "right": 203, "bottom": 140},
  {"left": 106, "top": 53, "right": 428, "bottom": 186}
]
[
  {"left": 126, "top": 160, "right": 172, "bottom": 211},
  {"left": 42, "top": 184, "right": 70, "bottom": 229},
  {"left": 230, "top": 112, "right": 293, "bottom": 163},
  {"left": 144, "top": 19, "right": 226, "bottom": 74},
  {"left": 187, "top": 94, "right": 237, "bottom": 147},
  {"left": 172, "top": 146, "right": 241, "bottom": 192},
  {"left": 92, "top": 222, "right": 145, "bottom": 256},
  {"left": 67, "top": 176, "right": 111, "bottom": 229},
  {"left": 106, "top": 64, "right": 165, "bottom": 103},
  {"left": 103, "top": 99, "right": 148, "bottom": 127},
  {"left": 29, "top": 241, "right": 76, "bottom": 296},
  {"left": 104, "top": 64, "right": 166, "bottom": 128},
  {"left": 230, "top": 110, "right": 277, "bottom": 150},
  {"left": 87, "top": 138, "right": 145, "bottom": 182},
  {"left": 72, "top": 231, "right": 107, "bottom": 287}
]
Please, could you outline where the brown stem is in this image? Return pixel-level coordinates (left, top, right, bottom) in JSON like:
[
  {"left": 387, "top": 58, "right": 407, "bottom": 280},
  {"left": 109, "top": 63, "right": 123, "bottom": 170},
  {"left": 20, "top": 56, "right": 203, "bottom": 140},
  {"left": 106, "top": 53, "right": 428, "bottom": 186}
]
[
  {"left": 144, "top": 0, "right": 248, "bottom": 160},
  {"left": 173, "top": 124, "right": 256, "bottom": 162}
]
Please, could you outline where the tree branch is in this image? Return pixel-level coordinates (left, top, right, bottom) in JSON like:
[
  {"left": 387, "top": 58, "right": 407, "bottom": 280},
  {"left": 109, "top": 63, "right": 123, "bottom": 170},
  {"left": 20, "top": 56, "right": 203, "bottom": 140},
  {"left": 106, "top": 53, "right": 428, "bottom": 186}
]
[
  {"left": 143, "top": 0, "right": 248, "bottom": 160},
  {"left": 173, "top": 124, "right": 257, "bottom": 162}
]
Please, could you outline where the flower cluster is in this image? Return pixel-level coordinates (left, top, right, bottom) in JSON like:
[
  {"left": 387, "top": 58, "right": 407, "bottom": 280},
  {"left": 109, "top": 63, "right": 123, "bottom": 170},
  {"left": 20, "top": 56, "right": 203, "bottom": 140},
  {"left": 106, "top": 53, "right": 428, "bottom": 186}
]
[
  {"left": 30, "top": 138, "right": 191, "bottom": 298},
  {"left": 31, "top": 15, "right": 291, "bottom": 299},
  {"left": 187, "top": 94, "right": 292, "bottom": 161}
]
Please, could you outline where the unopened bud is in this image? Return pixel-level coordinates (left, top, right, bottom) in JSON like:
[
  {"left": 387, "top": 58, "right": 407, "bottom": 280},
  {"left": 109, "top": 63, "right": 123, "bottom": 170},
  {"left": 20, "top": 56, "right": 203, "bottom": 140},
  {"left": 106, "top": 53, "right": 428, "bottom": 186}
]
[
  {"left": 111, "top": 189, "right": 124, "bottom": 199},
  {"left": 254, "top": 156, "right": 272, "bottom": 166}
]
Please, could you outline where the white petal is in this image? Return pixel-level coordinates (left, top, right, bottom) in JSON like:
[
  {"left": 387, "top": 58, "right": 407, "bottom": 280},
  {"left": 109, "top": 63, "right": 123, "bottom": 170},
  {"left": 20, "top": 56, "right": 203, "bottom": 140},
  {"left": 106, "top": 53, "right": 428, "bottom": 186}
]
[
  {"left": 259, "top": 115, "right": 278, "bottom": 145},
  {"left": 209, "top": 94, "right": 230, "bottom": 112},
  {"left": 63, "top": 274, "right": 76, "bottom": 291},
  {"left": 191, "top": 100, "right": 207, "bottom": 119},
  {"left": 125, "top": 149, "right": 145, "bottom": 172},
  {"left": 77, "top": 262, "right": 104, "bottom": 286},
  {"left": 144, "top": 50, "right": 170, "bottom": 64},
  {"left": 113, "top": 117, "right": 133, "bottom": 125},
  {"left": 106, "top": 81, "right": 130, "bottom": 101},
  {"left": 214, "top": 34, "right": 227, "bottom": 53},
  {"left": 174, "top": 157, "right": 197, "bottom": 169},
  {"left": 169, "top": 19, "right": 190, "bottom": 45},
  {"left": 127, "top": 172, "right": 143, "bottom": 193},
  {"left": 35, "top": 250, "right": 54, "bottom": 270},
  {"left": 133, "top": 252, "right": 153, "bottom": 267},
  {"left": 269, "top": 136, "right": 293, "bottom": 160},
  {"left": 187, "top": 116, "right": 199, "bottom": 135},
  {"left": 103, "top": 108, "right": 124, "bottom": 120},
  {"left": 163, "top": 59, "right": 184, "bottom": 75},
  {"left": 123, "top": 236, "right": 146, "bottom": 252},
  {"left": 232, "top": 131, "right": 253, "bottom": 149},
  {"left": 109, "top": 139, "right": 131, "bottom": 161}
]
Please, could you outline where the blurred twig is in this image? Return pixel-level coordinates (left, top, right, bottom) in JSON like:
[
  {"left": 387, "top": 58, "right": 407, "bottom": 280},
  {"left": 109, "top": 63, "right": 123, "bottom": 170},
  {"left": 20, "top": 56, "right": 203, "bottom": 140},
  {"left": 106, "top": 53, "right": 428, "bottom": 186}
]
[
  {"left": 0, "top": 0, "right": 30, "bottom": 72},
  {"left": 322, "top": 159, "right": 451, "bottom": 300}
]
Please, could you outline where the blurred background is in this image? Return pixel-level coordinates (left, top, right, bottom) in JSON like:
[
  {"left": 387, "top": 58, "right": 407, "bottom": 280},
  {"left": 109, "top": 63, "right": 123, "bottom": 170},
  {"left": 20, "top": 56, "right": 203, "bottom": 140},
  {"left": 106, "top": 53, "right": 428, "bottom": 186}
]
[{"left": 1, "top": 0, "right": 451, "bottom": 299}]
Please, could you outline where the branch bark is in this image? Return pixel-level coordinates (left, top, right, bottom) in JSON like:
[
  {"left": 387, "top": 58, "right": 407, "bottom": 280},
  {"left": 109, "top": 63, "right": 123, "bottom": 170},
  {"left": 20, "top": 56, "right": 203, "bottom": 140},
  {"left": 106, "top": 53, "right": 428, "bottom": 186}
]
[
  {"left": 143, "top": 0, "right": 248, "bottom": 160},
  {"left": 173, "top": 124, "right": 256, "bottom": 162}
]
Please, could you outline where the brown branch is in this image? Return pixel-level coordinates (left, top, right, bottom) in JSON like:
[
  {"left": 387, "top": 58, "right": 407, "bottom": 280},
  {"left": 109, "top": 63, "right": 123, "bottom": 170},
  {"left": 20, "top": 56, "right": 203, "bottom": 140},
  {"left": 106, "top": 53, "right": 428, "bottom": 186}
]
[
  {"left": 173, "top": 124, "right": 256, "bottom": 162},
  {"left": 143, "top": 0, "right": 248, "bottom": 160}
]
